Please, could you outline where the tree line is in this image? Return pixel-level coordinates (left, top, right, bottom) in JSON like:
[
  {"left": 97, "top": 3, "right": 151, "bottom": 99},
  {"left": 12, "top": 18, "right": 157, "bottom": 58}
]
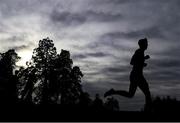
[{"left": 0, "top": 37, "right": 120, "bottom": 112}]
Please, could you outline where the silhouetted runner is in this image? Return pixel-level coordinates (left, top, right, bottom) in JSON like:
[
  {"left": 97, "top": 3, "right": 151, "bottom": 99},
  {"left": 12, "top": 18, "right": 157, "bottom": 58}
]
[{"left": 104, "top": 38, "right": 152, "bottom": 109}]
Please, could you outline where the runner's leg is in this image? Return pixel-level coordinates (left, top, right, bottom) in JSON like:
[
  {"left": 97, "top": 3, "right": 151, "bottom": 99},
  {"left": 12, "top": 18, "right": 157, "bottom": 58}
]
[
  {"left": 138, "top": 76, "right": 152, "bottom": 106},
  {"left": 104, "top": 72, "right": 137, "bottom": 98}
]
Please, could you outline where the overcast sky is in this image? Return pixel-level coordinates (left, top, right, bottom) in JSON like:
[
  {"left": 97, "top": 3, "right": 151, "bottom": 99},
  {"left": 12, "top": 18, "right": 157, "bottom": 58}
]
[{"left": 0, "top": 0, "right": 180, "bottom": 111}]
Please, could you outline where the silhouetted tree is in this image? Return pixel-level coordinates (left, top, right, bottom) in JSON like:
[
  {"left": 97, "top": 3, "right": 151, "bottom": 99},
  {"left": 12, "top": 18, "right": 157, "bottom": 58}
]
[
  {"left": 55, "top": 50, "right": 83, "bottom": 105},
  {"left": 17, "top": 38, "right": 57, "bottom": 104},
  {"left": 17, "top": 66, "right": 37, "bottom": 104},
  {"left": 69, "top": 66, "right": 83, "bottom": 103},
  {"left": 18, "top": 38, "right": 84, "bottom": 105},
  {"left": 0, "top": 49, "right": 20, "bottom": 103},
  {"left": 32, "top": 37, "right": 57, "bottom": 104}
]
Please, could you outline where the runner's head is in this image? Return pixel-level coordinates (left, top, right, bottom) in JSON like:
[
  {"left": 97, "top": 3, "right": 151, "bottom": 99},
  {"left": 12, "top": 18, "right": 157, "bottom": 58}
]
[{"left": 138, "top": 38, "right": 148, "bottom": 50}]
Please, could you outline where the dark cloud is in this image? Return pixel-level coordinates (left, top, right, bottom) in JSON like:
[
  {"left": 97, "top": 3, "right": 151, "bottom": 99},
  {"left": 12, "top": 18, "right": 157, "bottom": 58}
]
[
  {"left": 6, "top": 35, "right": 26, "bottom": 42},
  {"left": 152, "top": 59, "right": 180, "bottom": 69},
  {"left": 50, "top": 10, "right": 87, "bottom": 26},
  {"left": 72, "top": 54, "right": 87, "bottom": 59},
  {"left": 101, "top": 66, "right": 128, "bottom": 74},
  {"left": 104, "top": 0, "right": 132, "bottom": 4},
  {"left": 10, "top": 45, "right": 29, "bottom": 51},
  {"left": 99, "top": 66, "right": 130, "bottom": 84},
  {"left": 85, "top": 10, "right": 122, "bottom": 22},
  {"left": 72, "top": 52, "right": 109, "bottom": 59},
  {"left": 102, "top": 26, "right": 164, "bottom": 40},
  {"left": 153, "top": 47, "right": 180, "bottom": 58},
  {"left": 89, "top": 0, "right": 132, "bottom": 6},
  {"left": 87, "top": 52, "right": 108, "bottom": 57},
  {"left": 85, "top": 39, "right": 133, "bottom": 53},
  {"left": 50, "top": 9, "right": 122, "bottom": 26},
  {"left": 147, "top": 70, "right": 180, "bottom": 82}
]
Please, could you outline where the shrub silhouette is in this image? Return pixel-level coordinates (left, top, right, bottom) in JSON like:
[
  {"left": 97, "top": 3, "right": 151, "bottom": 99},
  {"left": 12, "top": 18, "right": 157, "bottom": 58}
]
[
  {"left": 150, "top": 96, "right": 180, "bottom": 113},
  {"left": 104, "top": 97, "right": 120, "bottom": 111}
]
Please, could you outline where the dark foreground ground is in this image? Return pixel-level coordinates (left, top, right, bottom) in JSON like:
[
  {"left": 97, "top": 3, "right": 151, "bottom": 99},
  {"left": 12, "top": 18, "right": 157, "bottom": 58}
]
[{"left": 0, "top": 104, "right": 179, "bottom": 122}]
